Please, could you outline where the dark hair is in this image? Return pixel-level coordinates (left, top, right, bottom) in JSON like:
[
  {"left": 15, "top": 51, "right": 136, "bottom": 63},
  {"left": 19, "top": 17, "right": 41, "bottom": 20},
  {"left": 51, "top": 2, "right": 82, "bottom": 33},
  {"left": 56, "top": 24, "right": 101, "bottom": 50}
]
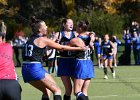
[
  {"left": 110, "top": 36, "right": 115, "bottom": 42},
  {"left": 60, "top": 18, "right": 67, "bottom": 31},
  {"left": 30, "top": 16, "right": 43, "bottom": 34},
  {"left": 77, "top": 20, "right": 89, "bottom": 32},
  {"left": 61, "top": 18, "right": 73, "bottom": 31},
  {"left": 61, "top": 18, "right": 67, "bottom": 25}
]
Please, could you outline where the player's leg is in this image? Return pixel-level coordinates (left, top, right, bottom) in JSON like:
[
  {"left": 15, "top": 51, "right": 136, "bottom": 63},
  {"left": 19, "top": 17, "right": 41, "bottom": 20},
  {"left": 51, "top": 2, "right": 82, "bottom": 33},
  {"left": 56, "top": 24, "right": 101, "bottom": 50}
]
[
  {"left": 29, "top": 73, "right": 62, "bottom": 100},
  {"left": 74, "top": 78, "right": 87, "bottom": 100},
  {"left": 113, "top": 53, "right": 117, "bottom": 67},
  {"left": 81, "top": 79, "right": 91, "bottom": 100},
  {"left": 108, "top": 57, "right": 116, "bottom": 78},
  {"left": 2, "top": 80, "right": 22, "bottom": 100},
  {"left": 61, "top": 76, "right": 72, "bottom": 100},
  {"left": 97, "top": 54, "right": 101, "bottom": 68},
  {"left": 48, "top": 59, "right": 53, "bottom": 74},
  {"left": 103, "top": 56, "right": 108, "bottom": 79},
  {"left": 100, "top": 55, "right": 104, "bottom": 68}
]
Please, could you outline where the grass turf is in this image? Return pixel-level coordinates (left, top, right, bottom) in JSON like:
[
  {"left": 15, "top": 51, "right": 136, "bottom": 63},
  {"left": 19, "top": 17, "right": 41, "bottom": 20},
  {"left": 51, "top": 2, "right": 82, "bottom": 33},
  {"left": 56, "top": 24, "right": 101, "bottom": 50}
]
[{"left": 16, "top": 65, "right": 140, "bottom": 100}]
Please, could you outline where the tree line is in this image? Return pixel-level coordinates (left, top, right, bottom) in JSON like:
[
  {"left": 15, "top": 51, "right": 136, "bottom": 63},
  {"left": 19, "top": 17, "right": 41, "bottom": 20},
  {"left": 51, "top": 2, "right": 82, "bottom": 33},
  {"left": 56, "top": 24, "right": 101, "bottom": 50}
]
[{"left": 0, "top": 0, "right": 140, "bottom": 39}]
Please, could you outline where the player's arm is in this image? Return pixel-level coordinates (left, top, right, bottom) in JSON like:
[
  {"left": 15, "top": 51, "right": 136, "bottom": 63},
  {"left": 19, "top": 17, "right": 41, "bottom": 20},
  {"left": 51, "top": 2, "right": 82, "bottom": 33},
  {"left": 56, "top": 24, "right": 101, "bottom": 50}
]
[
  {"left": 89, "top": 33, "right": 95, "bottom": 50},
  {"left": 69, "top": 37, "right": 85, "bottom": 47},
  {"left": 42, "top": 37, "right": 85, "bottom": 51}
]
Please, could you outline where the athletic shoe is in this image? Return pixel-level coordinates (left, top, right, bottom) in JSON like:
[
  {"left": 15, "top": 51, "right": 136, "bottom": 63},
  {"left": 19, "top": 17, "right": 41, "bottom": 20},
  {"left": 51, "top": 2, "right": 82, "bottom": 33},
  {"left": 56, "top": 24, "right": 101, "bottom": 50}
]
[
  {"left": 114, "top": 64, "right": 117, "bottom": 67},
  {"left": 100, "top": 64, "right": 104, "bottom": 68},
  {"left": 98, "top": 65, "right": 102, "bottom": 68},
  {"left": 112, "top": 72, "right": 116, "bottom": 79},
  {"left": 104, "top": 75, "right": 108, "bottom": 79}
]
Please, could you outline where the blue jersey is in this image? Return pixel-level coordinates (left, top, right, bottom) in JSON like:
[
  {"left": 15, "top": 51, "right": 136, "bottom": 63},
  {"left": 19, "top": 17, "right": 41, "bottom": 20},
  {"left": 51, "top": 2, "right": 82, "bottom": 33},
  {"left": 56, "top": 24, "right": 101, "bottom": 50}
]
[
  {"left": 101, "top": 40, "right": 113, "bottom": 55},
  {"left": 59, "top": 31, "right": 75, "bottom": 57},
  {"left": 122, "top": 33, "right": 132, "bottom": 45},
  {"left": 132, "top": 37, "right": 140, "bottom": 49},
  {"left": 94, "top": 40, "right": 101, "bottom": 54},
  {"left": 57, "top": 31, "right": 76, "bottom": 76},
  {"left": 78, "top": 35, "right": 90, "bottom": 46},
  {"left": 74, "top": 35, "right": 94, "bottom": 79},
  {"left": 76, "top": 35, "right": 91, "bottom": 59},
  {"left": 22, "top": 34, "right": 45, "bottom": 62}
]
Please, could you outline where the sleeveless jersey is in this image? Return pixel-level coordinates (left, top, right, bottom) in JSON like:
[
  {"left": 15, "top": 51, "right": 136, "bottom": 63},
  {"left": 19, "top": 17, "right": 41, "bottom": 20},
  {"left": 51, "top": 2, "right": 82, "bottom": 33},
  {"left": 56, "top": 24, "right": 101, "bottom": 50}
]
[
  {"left": 94, "top": 40, "right": 100, "bottom": 49},
  {"left": 75, "top": 35, "right": 91, "bottom": 59},
  {"left": 78, "top": 35, "right": 90, "bottom": 46},
  {"left": 59, "top": 31, "right": 75, "bottom": 57},
  {"left": 22, "top": 34, "right": 45, "bottom": 62},
  {"left": 0, "top": 43, "right": 17, "bottom": 80},
  {"left": 101, "top": 40, "right": 113, "bottom": 55},
  {"left": 94, "top": 40, "right": 101, "bottom": 53}
]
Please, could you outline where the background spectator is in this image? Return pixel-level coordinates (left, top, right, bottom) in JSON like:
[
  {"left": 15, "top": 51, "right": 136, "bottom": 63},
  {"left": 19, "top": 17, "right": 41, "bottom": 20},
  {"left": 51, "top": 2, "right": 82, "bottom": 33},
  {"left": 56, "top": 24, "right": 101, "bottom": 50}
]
[
  {"left": 132, "top": 32, "right": 140, "bottom": 65},
  {"left": 12, "top": 30, "right": 27, "bottom": 67},
  {"left": 111, "top": 35, "right": 121, "bottom": 67},
  {"left": 122, "top": 29, "right": 132, "bottom": 65}
]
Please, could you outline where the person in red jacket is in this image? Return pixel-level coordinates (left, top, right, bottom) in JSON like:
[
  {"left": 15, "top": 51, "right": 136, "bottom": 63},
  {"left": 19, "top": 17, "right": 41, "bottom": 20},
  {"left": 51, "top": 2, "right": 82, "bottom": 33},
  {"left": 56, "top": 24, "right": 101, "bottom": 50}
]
[{"left": 0, "top": 32, "right": 22, "bottom": 100}]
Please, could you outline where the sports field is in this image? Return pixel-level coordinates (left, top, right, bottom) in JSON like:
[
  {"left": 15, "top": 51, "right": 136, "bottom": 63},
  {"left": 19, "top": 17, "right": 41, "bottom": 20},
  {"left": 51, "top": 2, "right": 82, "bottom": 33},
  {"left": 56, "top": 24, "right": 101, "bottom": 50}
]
[{"left": 16, "top": 66, "right": 140, "bottom": 100}]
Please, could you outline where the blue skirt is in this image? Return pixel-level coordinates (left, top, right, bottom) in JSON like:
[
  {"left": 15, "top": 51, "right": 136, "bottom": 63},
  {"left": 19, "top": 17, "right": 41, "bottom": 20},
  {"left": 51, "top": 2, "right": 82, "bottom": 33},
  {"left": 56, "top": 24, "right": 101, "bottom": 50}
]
[
  {"left": 103, "top": 55, "right": 113, "bottom": 59},
  {"left": 57, "top": 57, "right": 75, "bottom": 77},
  {"left": 95, "top": 47, "right": 101, "bottom": 54},
  {"left": 22, "top": 62, "right": 47, "bottom": 83},
  {"left": 74, "top": 59, "right": 95, "bottom": 79}
]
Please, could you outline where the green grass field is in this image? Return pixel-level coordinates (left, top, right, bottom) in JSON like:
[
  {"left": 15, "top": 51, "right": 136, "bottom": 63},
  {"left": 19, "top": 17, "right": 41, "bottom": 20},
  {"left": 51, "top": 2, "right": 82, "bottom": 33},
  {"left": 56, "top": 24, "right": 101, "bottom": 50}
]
[{"left": 16, "top": 65, "right": 140, "bottom": 100}]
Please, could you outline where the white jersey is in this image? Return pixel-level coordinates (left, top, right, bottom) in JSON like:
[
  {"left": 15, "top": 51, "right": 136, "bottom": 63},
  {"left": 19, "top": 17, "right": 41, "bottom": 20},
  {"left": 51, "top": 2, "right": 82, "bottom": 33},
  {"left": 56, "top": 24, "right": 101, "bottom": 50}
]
[{"left": 46, "top": 49, "right": 56, "bottom": 59}]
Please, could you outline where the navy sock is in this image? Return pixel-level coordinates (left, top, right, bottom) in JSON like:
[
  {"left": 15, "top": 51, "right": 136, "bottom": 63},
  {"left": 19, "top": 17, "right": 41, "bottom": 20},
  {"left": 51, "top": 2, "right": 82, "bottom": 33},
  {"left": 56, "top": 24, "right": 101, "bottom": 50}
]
[
  {"left": 110, "top": 67, "right": 114, "bottom": 73},
  {"left": 53, "top": 95, "right": 62, "bottom": 100},
  {"left": 104, "top": 67, "right": 107, "bottom": 75},
  {"left": 41, "top": 96, "right": 49, "bottom": 100},
  {"left": 63, "top": 94, "right": 71, "bottom": 100},
  {"left": 76, "top": 92, "right": 86, "bottom": 100},
  {"left": 85, "top": 96, "right": 89, "bottom": 100},
  {"left": 41, "top": 98, "right": 49, "bottom": 100}
]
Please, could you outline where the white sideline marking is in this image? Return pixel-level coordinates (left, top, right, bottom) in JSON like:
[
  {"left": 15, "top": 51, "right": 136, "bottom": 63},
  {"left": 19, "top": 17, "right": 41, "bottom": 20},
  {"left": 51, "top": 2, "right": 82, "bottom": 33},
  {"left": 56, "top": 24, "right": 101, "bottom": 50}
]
[
  {"left": 71, "top": 94, "right": 140, "bottom": 100},
  {"left": 94, "top": 95, "right": 118, "bottom": 98},
  {"left": 92, "top": 94, "right": 140, "bottom": 98}
]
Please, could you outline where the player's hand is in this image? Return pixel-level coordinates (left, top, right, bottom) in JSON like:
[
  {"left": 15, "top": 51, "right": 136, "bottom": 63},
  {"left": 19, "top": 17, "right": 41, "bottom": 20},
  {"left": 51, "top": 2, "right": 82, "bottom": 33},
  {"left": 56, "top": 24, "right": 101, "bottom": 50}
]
[
  {"left": 81, "top": 46, "right": 89, "bottom": 51},
  {"left": 109, "top": 53, "right": 113, "bottom": 56},
  {"left": 55, "top": 39, "right": 60, "bottom": 43}
]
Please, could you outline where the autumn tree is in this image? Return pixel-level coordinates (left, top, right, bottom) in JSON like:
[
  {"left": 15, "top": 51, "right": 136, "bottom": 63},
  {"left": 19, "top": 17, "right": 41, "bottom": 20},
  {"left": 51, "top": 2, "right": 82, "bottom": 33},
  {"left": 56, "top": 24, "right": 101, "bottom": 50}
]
[{"left": 0, "top": 0, "right": 19, "bottom": 18}]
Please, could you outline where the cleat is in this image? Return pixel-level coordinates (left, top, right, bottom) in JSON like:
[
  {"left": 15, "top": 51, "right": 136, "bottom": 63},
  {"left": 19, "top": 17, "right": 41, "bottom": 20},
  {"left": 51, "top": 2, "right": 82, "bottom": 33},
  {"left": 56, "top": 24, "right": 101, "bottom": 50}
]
[
  {"left": 112, "top": 72, "right": 116, "bottom": 79},
  {"left": 100, "top": 64, "right": 104, "bottom": 68},
  {"left": 104, "top": 75, "right": 108, "bottom": 79},
  {"left": 114, "top": 64, "right": 117, "bottom": 67}
]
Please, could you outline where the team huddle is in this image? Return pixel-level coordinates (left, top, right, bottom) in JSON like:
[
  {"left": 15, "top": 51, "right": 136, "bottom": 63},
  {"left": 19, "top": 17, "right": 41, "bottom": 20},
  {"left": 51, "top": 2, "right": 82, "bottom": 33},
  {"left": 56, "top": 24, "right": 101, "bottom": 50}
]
[{"left": 0, "top": 17, "right": 116, "bottom": 100}]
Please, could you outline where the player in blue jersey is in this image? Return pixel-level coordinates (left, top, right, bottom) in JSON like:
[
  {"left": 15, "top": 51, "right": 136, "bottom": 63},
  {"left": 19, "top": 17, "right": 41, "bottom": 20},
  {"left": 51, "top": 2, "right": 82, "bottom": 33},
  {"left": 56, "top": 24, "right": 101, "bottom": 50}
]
[
  {"left": 101, "top": 34, "right": 116, "bottom": 79},
  {"left": 72, "top": 20, "right": 95, "bottom": 100},
  {"left": 53, "top": 18, "right": 78, "bottom": 100},
  {"left": 94, "top": 36, "right": 102, "bottom": 68},
  {"left": 21, "top": 16, "right": 85, "bottom": 100}
]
